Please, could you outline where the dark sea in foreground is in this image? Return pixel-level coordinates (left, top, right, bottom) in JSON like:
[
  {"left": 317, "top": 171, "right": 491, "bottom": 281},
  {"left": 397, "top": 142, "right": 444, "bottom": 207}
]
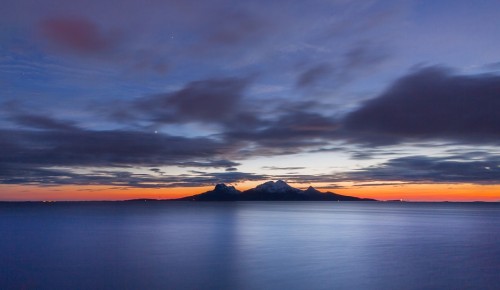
[{"left": 1, "top": 202, "right": 499, "bottom": 290}]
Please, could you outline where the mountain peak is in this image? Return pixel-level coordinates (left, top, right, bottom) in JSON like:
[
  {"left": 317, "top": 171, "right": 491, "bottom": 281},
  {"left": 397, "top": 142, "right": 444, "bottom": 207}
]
[
  {"left": 276, "top": 180, "right": 287, "bottom": 185},
  {"left": 304, "top": 186, "right": 321, "bottom": 194},
  {"left": 213, "top": 183, "right": 239, "bottom": 194},
  {"left": 254, "top": 180, "right": 299, "bottom": 193}
]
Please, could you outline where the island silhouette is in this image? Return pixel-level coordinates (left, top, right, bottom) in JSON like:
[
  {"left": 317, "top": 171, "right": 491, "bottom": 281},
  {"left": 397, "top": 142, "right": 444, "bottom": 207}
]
[{"left": 179, "top": 180, "right": 376, "bottom": 201}]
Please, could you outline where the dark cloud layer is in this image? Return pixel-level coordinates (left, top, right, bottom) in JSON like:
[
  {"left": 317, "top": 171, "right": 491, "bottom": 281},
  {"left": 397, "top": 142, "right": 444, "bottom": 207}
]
[
  {"left": 344, "top": 66, "right": 500, "bottom": 144},
  {"left": 0, "top": 126, "right": 226, "bottom": 169},
  {"left": 346, "top": 155, "right": 500, "bottom": 184},
  {"left": 110, "top": 77, "right": 340, "bottom": 155},
  {"left": 3, "top": 66, "right": 500, "bottom": 188},
  {"left": 0, "top": 111, "right": 261, "bottom": 187},
  {"left": 0, "top": 165, "right": 265, "bottom": 188}
]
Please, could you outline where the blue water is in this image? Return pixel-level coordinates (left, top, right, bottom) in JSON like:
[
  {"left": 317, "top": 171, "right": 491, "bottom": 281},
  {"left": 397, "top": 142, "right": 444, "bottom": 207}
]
[{"left": 1, "top": 202, "right": 499, "bottom": 290}]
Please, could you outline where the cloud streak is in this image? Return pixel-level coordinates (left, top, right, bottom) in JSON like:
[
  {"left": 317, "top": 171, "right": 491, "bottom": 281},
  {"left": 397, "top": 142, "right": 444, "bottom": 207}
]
[
  {"left": 0, "top": 126, "right": 228, "bottom": 168},
  {"left": 0, "top": 166, "right": 266, "bottom": 188},
  {"left": 345, "top": 155, "right": 500, "bottom": 185}
]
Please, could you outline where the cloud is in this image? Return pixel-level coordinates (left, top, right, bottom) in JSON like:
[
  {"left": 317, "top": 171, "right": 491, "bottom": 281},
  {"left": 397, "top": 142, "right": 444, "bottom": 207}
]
[
  {"left": 346, "top": 155, "right": 500, "bottom": 184},
  {"left": 258, "top": 153, "right": 500, "bottom": 186},
  {"left": 341, "top": 41, "right": 389, "bottom": 75},
  {"left": 262, "top": 166, "right": 306, "bottom": 170},
  {"left": 223, "top": 110, "right": 340, "bottom": 155},
  {"left": 104, "top": 75, "right": 343, "bottom": 156},
  {"left": 295, "top": 42, "right": 389, "bottom": 88},
  {"left": 4, "top": 112, "right": 499, "bottom": 187},
  {"left": 175, "top": 160, "right": 240, "bottom": 168},
  {"left": 159, "top": 78, "right": 248, "bottom": 122},
  {"left": 296, "top": 63, "right": 333, "bottom": 87},
  {"left": 121, "top": 77, "right": 256, "bottom": 126},
  {"left": 0, "top": 127, "right": 227, "bottom": 168},
  {"left": 9, "top": 113, "right": 79, "bottom": 131},
  {"left": 483, "top": 61, "right": 500, "bottom": 71},
  {"left": 108, "top": 76, "right": 344, "bottom": 157},
  {"left": 343, "top": 66, "right": 500, "bottom": 144},
  {"left": 0, "top": 110, "right": 267, "bottom": 187},
  {"left": 204, "top": 10, "right": 267, "bottom": 46},
  {"left": 0, "top": 163, "right": 266, "bottom": 188},
  {"left": 40, "top": 17, "right": 118, "bottom": 54}
]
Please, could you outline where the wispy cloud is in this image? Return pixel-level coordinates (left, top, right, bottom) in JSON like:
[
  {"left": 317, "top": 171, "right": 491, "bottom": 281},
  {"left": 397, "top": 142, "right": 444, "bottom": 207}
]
[{"left": 40, "top": 17, "right": 119, "bottom": 55}]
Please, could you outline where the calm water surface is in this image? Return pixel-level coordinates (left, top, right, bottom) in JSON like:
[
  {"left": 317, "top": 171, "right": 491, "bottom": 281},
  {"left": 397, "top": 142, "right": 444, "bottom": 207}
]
[{"left": 1, "top": 202, "right": 499, "bottom": 290}]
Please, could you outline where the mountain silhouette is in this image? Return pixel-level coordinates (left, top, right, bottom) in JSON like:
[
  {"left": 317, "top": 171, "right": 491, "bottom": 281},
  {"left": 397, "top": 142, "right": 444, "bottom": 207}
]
[
  {"left": 182, "top": 183, "right": 241, "bottom": 201},
  {"left": 180, "top": 180, "right": 375, "bottom": 201}
]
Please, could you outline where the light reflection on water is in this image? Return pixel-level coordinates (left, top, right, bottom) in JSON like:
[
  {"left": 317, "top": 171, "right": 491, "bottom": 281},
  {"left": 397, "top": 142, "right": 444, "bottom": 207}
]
[{"left": 1, "top": 202, "right": 499, "bottom": 290}]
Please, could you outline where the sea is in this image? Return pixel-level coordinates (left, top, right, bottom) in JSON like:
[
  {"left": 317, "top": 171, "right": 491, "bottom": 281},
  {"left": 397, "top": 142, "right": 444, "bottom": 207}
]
[{"left": 1, "top": 201, "right": 499, "bottom": 290}]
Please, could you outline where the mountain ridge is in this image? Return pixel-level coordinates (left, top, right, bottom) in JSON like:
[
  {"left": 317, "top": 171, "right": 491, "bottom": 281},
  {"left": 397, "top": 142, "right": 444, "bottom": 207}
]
[{"left": 179, "top": 180, "right": 376, "bottom": 201}]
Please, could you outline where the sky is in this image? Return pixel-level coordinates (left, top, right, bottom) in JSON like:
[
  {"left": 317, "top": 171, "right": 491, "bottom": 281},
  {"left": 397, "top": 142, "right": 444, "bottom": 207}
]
[{"left": 1, "top": 0, "right": 500, "bottom": 201}]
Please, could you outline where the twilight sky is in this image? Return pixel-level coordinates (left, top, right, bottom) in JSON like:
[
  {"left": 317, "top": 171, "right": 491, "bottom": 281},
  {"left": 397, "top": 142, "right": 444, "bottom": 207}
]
[{"left": 1, "top": 0, "right": 500, "bottom": 201}]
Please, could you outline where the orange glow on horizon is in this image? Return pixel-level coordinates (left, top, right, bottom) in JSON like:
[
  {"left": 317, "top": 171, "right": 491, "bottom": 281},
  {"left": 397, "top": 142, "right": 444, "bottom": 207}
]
[
  {"left": 332, "top": 183, "right": 500, "bottom": 202},
  {"left": 0, "top": 185, "right": 213, "bottom": 201},
  {"left": 0, "top": 183, "right": 499, "bottom": 202}
]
